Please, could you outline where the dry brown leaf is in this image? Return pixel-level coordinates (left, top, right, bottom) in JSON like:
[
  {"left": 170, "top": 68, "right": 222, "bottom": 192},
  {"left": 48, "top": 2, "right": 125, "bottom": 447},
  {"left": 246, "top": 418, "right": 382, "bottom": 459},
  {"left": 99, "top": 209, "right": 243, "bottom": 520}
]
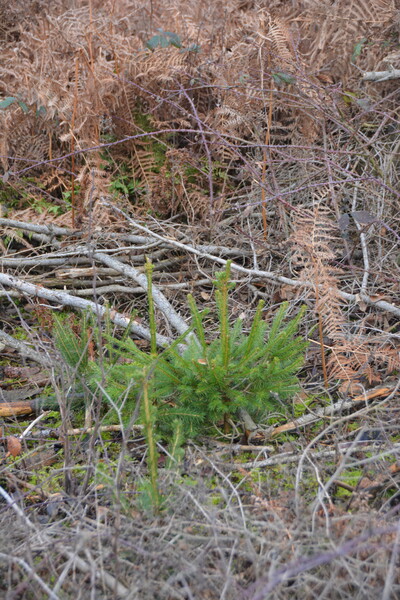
[{"left": 7, "top": 436, "right": 22, "bottom": 457}]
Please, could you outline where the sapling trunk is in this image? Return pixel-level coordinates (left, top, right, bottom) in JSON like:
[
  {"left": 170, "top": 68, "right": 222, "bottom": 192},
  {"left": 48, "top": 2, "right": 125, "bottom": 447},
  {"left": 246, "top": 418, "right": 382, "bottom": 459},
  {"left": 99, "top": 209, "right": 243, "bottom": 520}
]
[{"left": 141, "top": 370, "right": 161, "bottom": 512}]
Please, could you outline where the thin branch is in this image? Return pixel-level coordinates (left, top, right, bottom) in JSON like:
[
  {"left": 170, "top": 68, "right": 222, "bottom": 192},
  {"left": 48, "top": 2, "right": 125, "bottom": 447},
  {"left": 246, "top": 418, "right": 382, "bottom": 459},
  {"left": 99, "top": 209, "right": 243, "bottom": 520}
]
[
  {"left": 2, "top": 210, "right": 399, "bottom": 322},
  {"left": 352, "top": 182, "right": 370, "bottom": 294},
  {"left": 58, "top": 548, "right": 130, "bottom": 598},
  {"left": 0, "top": 217, "right": 251, "bottom": 256},
  {"left": 102, "top": 201, "right": 400, "bottom": 318},
  {"left": 0, "top": 217, "right": 77, "bottom": 236},
  {"left": 0, "top": 273, "right": 172, "bottom": 347},
  {"left": 362, "top": 68, "right": 400, "bottom": 82},
  {"left": 0, "top": 485, "right": 129, "bottom": 598},
  {"left": 267, "top": 384, "right": 397, "bottom": 438},
  {"left": 0, "top": 329, "right": 55, "bottom": 367},
  {"left": 91, "top": 251, "right": 190, "bottom": 336},
  {"left": 0, "top": 552, "right": 60, "bottom": 600},
  {"left": 219, "top": 442, "right": 400, "bottom": 471}
]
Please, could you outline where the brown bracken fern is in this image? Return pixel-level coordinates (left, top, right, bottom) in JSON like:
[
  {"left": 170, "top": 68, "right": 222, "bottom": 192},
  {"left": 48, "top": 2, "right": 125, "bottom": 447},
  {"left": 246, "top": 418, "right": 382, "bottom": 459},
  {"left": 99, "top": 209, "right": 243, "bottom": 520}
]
[{"left": 291, "top": 202, "right": 399, "bottom": 387}]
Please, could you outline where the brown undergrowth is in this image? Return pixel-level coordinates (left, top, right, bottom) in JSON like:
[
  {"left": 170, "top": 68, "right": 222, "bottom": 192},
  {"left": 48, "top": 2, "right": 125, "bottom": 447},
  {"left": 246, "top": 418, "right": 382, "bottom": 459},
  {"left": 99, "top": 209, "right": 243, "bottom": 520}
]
[{"left": 1, "top": 0, "right": 400, "bottom": 598}]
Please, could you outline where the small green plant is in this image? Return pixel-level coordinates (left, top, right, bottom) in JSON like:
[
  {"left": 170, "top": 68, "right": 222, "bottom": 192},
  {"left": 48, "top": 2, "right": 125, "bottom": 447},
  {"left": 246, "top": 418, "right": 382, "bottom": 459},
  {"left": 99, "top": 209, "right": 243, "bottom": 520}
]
[
  {"left": 55, "top": 262, "right": 307, "bottom": 444},
  {"left": 90, "top": 261, "right": 307, "bottom": 439},
  {"left": 31, "top": 197, "right": 67, "bottom": 216},
  {"left": 145, "top": 29, "right": 200, "bottom": 53},
  {"left": 54, "top": 312, "right": 91, "bottom": 375},
  {"left": 109, "top": 165, "right": 144, "bottom": 199},
  {"left": 61, "top": 186, "right": 78, "bottom": 210},
  {"left": 146, "top": 29, "right": 182, "bottom": 50},
  {"left": 158, "top": 264, "right": 306, "bottom": 437}
]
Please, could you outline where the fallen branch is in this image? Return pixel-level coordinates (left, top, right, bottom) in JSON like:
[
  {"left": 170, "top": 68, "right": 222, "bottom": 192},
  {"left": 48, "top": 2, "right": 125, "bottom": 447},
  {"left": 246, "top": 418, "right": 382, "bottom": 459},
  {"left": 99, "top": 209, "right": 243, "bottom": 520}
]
[
  {"left": 102, "top": 201, "right": 400, "bottom": 319},
  {"left": 266, "top": 384, "right": 397, "bottom": 438},
  {"left": 90, "top": 250, "right": 190, "bottom": 336},
  {"left": 4, "top": 210, "right": 399, "bottom": 319},
  {"left": 218, "top": 441, "right": 400, "bottom": 471},
  {"left": 0, "top": 273, "right": 172, "bottom": 347},
  {"left": 0, "top": 217, "right": 77, "bottom": 237},
  {"left": 362, "top": 68, "right": 400, "bottom": 82},
  {"left": 0, "top": 329, "right": 55, "bottom": 368},
  {"left": 59, "top": 548, "right": 131, "bottom": 598},
  {"left": 0, "top": 390, "right": 86, "bottom": 417},
  {"left": 0, "top": 400, "right": 46, "bottom": 418},
  {"left": 0, "top": 217, "right": 250, "bottom": 257}
]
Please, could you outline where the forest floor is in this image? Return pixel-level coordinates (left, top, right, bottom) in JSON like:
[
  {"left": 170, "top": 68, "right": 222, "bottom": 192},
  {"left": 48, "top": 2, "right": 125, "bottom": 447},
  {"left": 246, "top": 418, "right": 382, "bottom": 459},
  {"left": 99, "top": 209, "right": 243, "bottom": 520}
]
[{"left": 1, "top": 1, "right": 400, "bottom": 598}]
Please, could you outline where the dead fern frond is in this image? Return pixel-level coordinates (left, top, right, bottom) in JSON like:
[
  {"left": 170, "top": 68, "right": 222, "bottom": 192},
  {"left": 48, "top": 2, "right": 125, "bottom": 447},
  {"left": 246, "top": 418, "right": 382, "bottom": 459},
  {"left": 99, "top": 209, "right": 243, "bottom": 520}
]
[
  {"left": 265, "top": 15, "right": 296, "bottom": 72},
  {"left": 298, "top": 0, "right": 398, "bottom": 84},
  {"left": 292, "top": 199, "right": 400, "bottom": 384},
  {"left": 292, "top": 204, "right": 348, "bottom": 384}
]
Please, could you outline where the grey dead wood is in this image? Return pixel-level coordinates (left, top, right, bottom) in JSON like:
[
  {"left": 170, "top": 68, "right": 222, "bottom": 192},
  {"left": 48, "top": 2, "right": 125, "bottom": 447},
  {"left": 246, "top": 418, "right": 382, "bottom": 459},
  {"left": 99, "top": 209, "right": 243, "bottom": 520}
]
[{"left": 0, "top": 272, "right": 172, "bottom": 347}]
